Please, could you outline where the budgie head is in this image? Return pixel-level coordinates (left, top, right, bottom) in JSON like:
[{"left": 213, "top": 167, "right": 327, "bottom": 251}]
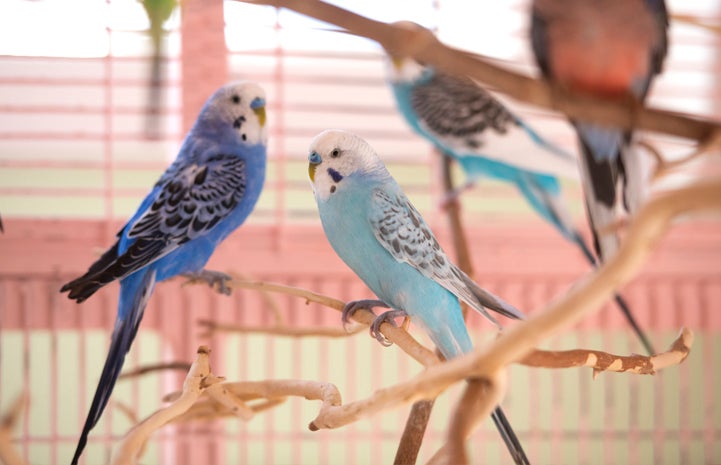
[
  {"left": 193, "top": 81, "right": 268, "bottom": 146},
  {"left": 308, "top": 129, "right": 389, "bottom": 200},
  {"left": 383, "top": 21, "right": 435, "bottom": 85},
  {"left": 385, "top": 53, "right": 434, "bottom": 85}
]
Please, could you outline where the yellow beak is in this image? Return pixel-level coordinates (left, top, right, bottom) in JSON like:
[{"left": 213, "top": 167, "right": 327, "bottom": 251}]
[
  {"left": 253, "top": 106, "right": 266, "bottom": 127},
  {"left": 391, "top": 56, "right": 404, "bottom": 71},
  {"left": 308, "top": 163, "right": 317, "bottom": 183}
]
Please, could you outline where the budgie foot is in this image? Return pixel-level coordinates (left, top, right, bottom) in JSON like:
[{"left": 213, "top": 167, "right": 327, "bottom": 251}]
[
  {"left": 183, "top": 270, "right": 233, "bottom": 295},
  {"left": 438, "top": 181, "right": 475, "bottom": 210},
  {"left": 370, "top": 309, "right": 409, "bottom": 347},
  {"left": 341, "top": 299, "right": 389, "bottom": 325}
]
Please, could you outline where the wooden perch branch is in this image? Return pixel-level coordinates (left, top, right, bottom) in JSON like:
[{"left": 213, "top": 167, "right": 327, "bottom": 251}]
[
  {"left": 109, "top": 325, "right": 694, "bottom": 432},
  {"left": 156, "top": 331, "right": 691, "bottom": 442},
  {"left": 519, "top": 327, "right": 693, "bottom": 378},
  {"left": 110, "top": 324, "right": 691, "bottom": 463},
  {"left": 464, "top": 179, "right": 720, "bottom": 380},
  {"left": 197, "top": 318, "right": 366, "bottom": 338},
  {"left": 111, "top": 346, "right": 223, "bottom": 465},
  {"left": 208, "top": 278, "right": 441, "bottom": 367},
  {"left": 236, "top": 0, "right": 721, "bottom": 143},
  {"left": 0, "top": 393, "right": 29, "bottom": 465},
  {"left": 428, "top": 375, "right": 505, "bottom": 465}
]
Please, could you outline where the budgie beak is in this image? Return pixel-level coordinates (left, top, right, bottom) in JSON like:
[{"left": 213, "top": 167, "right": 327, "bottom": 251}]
[
  {"left": 391, "top": 56, "right": 404, "bottom": 71},
  {"left": 250, "top": 97, "right": 266, "bottom": 127},
  {"left": 308, "top": 151, "right": 322, "bottom": 182}
]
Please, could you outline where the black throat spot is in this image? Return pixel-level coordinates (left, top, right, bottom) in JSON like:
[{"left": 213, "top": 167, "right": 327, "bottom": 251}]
[{"left": 327, "top": 168, "right": 343, "bottom": 183}]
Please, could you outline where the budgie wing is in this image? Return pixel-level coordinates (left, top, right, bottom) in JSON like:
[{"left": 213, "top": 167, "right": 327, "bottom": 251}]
[
  {"left": 123, "top": 153, "right": 246, "bottom": 271},
  {"left": 411, "top": 72, "right": 517, "bottom": 146},
  {"left": 61, "top": 153, "right": 246, "bottom": 302},
  {"left": 368, "top": 188, "right": 524, "bottom": 321},
  {"left": 411, "top": 72, "right": 577, "bottom": 176}
]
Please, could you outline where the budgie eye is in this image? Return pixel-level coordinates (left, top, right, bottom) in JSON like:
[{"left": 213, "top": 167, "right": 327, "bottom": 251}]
[
  {"left": 331, "top": 149, "right": 340, "bottom": 158},
  {"left": 231, "top": 94, "right": 240, "bottom": 104}
]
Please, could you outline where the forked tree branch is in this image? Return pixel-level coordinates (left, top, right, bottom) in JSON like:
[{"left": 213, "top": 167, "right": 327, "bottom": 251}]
[
  {"left": 111, "top": 346, "right": 224, "bottom": 465},
  {"left": 149, "top": 327, "right": 690, "bottom": 437}
]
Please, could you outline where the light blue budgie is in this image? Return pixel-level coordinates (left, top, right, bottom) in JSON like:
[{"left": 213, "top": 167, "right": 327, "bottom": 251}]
[
  {"left": 386, "top": 55, "right": 654, "bottom": 355},
  {"left": 308, "top": 129, "right": 529, "bottom": 465},
  {"left": 61, "top": 81, "right": 268, "bottom": 465}
]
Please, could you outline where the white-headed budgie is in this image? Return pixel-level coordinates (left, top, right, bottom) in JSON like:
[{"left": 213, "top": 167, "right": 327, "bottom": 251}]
[
  {"left": 61, "top": 81, "right": 268, "bottom": 464},
  {"left": 308, "top": 129, "right": 529, "bottom": 465},
  {"left": 386, "top": 54, "right": 654, "bottom": 355}
]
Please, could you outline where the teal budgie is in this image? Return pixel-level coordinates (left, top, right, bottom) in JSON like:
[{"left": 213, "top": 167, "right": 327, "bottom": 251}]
[
  {"left": 62, "top": 81, "right": 268, "bottom": 464},
  {"left": 387, "top": 54, "right": 654, "bottom": 355},
  {"left": 308, "top": 129, "right": 529, "bottom": 465}
]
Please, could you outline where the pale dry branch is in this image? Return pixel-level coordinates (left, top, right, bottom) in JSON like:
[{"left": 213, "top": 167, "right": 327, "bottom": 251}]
[
  {"left": 186, "top": 277, "right": 440, "bottom": 367},
  {"left": 110, "top": 326, "right": 693, "bottom": 463},
  {"left": 236, "top": 272, "right": 286, "bottom": 324},
  {"left": 650, "top": 130, "right": 721, "bottom": 180},
  {"left": 111, "top": 346, "right": 223, "bottom": 465},
  {"left": 462, "top": 179, "right": 720, "bottom": 379},
  {"left": 167, "top": 379, "right": 342, "bottom": 428},
  {"left": 108, "top": 330, "right": 692, "bottom": 452},
  {"left": 0, "top": 392, "right": 29, "bottom": 465},
  {"left": 127, "top": 330, "right": 693, "bottom": 434},
  {"left": 307, "top": 326, "right": 694, "bottom": 432},
  {"left": 197, "top": 318, "right": 366, "bottom": 338},
  {"left": 427, "top": 374, "right": 506, "bottom": 465},
  {"left": 204, "top": 383, "right": 258, "bottom": 420},
  {"left": 236, "top": 0, "right": 721, "bottom": 143},
  {"left": 519, "top": 327, "right": 693, "bottom": 378},
  {"left": 169, "top": 395, "right": 287, "bottom": 423},
  {"left": 671, "top": 13, "right": 721, "bottom": 33}
]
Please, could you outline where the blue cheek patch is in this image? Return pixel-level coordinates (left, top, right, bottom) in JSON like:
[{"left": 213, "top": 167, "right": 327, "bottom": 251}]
[{"left": 327, "top": 168, "right": 343, "bottom": 183}]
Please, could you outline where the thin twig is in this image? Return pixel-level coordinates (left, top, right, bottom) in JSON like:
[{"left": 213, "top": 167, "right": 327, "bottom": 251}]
[
  {"left": 188, "top": 278, "right": 441, "bottom": 367},
  {"left": 649, "top": 131, "right": 721, "bottom": 180},
  {"left": 197, "top": 318, "right": 366, "bottom": 338},
  {"left": 671, "top": 13, "right": 721, "bottom": 33},
  {"left": 118, "top": 362, "right": 192, "bottom": 379}
]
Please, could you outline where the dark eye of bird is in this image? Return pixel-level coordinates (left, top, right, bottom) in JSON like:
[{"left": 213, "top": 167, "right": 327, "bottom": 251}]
[
  {"left": 331, "top": 149, "right": 340, "bottom": 158},
  {"left": 232, "top": 94, "right": 240, "bottom": 104}
]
